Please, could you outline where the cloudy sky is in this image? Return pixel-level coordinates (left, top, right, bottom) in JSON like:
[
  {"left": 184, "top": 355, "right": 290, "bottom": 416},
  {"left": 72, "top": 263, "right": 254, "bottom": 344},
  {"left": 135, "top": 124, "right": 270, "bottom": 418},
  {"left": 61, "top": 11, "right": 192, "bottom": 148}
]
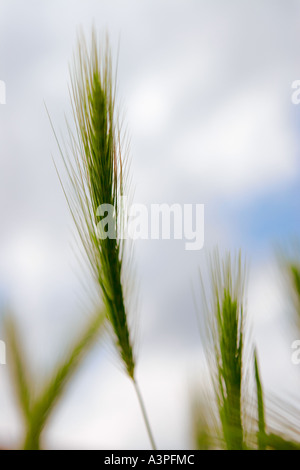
[{"left": 0, "top": 0, "right": 300, "bottom": 449}]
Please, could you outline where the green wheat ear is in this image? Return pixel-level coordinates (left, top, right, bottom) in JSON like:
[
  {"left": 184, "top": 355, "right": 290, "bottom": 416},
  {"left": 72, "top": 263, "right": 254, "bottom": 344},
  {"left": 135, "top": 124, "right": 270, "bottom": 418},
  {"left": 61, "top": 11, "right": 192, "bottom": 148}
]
[
  {"left": 197, "top": 251, "right": 300, "bottom": 450},
  {"left": 64, "top": 31, "right": 135, "bottom": 379},
  {"left": 201, "top": 251, "right": 246, "bottom": 450},
  {"left": 53, "top": 29, "right": 156, "bottom": 449}
]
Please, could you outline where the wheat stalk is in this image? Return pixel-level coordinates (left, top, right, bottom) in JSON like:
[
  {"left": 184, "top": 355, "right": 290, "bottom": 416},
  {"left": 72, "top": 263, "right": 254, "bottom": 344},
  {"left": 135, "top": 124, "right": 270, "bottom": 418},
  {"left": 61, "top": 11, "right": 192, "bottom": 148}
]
[
  {"left": 53, "top": 30, "right": 156, "bottom": 449},
  {"left": 254, "top": 349, "right": 266, "bottom": 450}
]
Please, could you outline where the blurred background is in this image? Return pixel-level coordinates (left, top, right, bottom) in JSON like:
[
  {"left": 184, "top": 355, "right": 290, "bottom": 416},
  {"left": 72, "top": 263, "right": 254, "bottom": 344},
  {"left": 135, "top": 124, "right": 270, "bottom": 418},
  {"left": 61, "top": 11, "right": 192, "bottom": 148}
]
[{"left": 0, "top": 0, "right": 300, "bottom": 449}]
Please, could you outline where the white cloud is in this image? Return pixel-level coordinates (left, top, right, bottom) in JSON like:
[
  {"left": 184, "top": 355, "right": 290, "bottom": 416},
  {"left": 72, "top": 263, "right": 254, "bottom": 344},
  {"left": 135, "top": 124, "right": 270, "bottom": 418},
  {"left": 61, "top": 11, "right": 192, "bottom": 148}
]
[{"left": 173, "top": 81, "right": 298, "bottom": 199}]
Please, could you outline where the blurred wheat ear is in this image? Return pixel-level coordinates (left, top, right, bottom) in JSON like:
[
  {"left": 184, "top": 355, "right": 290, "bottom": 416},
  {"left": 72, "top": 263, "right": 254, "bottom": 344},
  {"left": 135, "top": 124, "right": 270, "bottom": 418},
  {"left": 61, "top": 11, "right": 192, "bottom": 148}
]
[
  {"left": 23, "top": 311, "right": 105, "bottom": 450},
  {"left": 197, "top": 250, "right": 300, "bottom": 450},
  {"left": 5, "top": 315, "right": 33, "bottom": 427},
  {"left": 200, "top": 251, "right": 247, "bottom": 449},
  {"left": 5, "top": 311, "right": 105, "bottom": 450},
  {"left": 53, "top": 30, "right": 156, "bottom": 449}
]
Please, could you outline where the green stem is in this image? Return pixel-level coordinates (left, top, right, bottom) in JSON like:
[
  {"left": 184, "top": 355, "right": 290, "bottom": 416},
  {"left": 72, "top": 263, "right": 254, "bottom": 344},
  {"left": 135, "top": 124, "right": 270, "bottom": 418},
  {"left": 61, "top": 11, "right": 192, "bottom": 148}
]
[{"left": 133, "top": 379, "right": 157, "bottom": 450}]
